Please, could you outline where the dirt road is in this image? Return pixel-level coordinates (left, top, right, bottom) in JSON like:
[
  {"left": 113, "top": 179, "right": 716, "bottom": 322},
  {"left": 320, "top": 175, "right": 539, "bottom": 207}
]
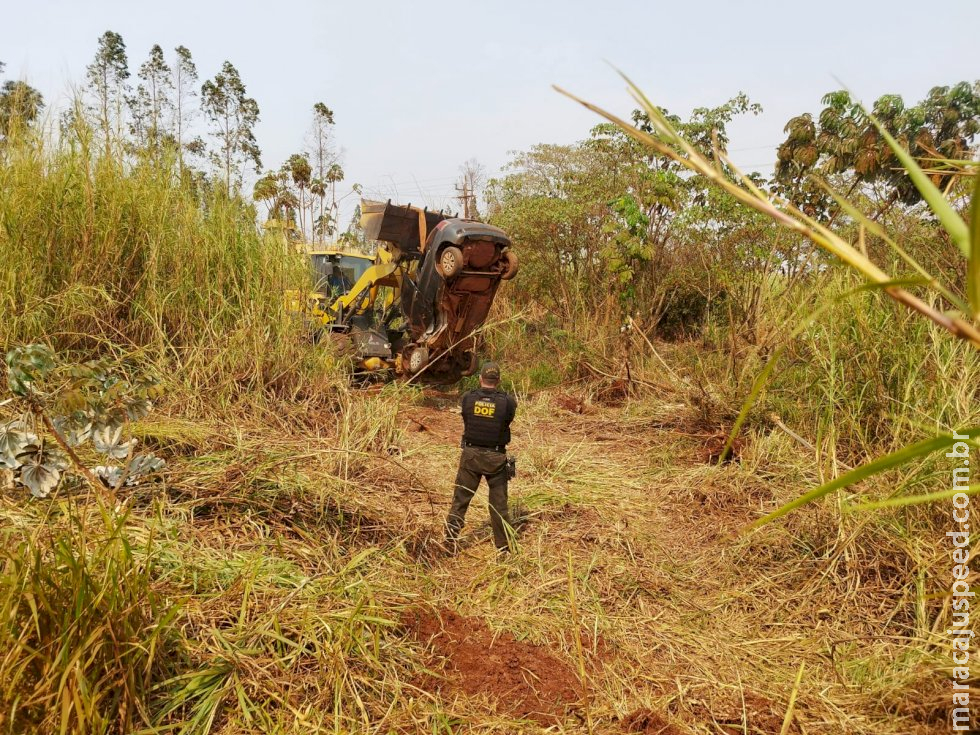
[{"left": 365, "top": 390, "right": 932, "bottom": 734}]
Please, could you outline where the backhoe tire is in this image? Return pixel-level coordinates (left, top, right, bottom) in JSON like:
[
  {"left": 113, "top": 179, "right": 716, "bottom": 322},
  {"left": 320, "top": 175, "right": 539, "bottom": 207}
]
[
  {"left": 403, "top": 345, "right": 429, "bottom": 375},
  {"left": 500, "top": 250, "right": 519, "bottom": 281},
  {"left": 437, "top": 246, "right": 464, "bottom": 279}
]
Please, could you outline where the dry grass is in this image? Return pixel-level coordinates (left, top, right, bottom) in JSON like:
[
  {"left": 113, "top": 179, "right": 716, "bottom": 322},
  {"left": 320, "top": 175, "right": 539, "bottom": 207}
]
[
  {"left": 2, "top": 382, "right": 957, "bottom": 734},
  {"left": 2, "top": 100, "right": 969, "bottom": 735}
]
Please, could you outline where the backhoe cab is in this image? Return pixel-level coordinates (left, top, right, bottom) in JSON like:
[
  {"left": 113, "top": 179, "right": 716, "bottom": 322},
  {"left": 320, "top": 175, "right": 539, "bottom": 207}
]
[{"left": 296, "top": 199, "right": 517, "bottom": 382}]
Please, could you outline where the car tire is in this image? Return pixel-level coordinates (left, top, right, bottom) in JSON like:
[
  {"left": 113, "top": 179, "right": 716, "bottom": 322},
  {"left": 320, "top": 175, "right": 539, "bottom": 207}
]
[
  {"left": 403, "top": 345, "right": 429, "bottom": 374},
  {"left": 500, "top": 250, "right": 519, "bottom": 281},
  {"left": 436, "top": 246, "right": 464, "bottom": 279}
]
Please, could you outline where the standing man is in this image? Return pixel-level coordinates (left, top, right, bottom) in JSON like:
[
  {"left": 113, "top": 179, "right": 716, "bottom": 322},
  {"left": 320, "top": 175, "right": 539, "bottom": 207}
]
[{"left": 446, "top": 362, "right": 518, "bottom": 553}]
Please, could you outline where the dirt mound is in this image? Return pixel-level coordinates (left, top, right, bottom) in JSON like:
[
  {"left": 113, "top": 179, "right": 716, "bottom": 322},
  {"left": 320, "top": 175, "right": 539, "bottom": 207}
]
[
  {"left": 403, "top": 607, "right": 581, "bottom": 724},
  {"left": 698, "top": 431, "right": 744, "bottom": 464},
  {"left": 621, "top": 708, "right": 687, "bottom": 734},
  {"left": 554, "top": 392, "right": 590, "bottom": 414},
  {"left": 690, "top": 689, "right": 795, "bottom": 734}
]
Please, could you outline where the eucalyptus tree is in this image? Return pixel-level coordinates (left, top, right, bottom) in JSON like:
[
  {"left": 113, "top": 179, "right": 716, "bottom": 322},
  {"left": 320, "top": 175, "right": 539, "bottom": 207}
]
[
  {"left": 307, "top": 102, "right": 337, "bottom": 242},
  {"left": 85, "top": 31, "right": 130, "bottom": 154},
  {"left": 253, "top": 169, "right": 300, "bottom": 232},
  {"left": 128, "top": 44, "right": 173, "bottom": 161},
  {"left": 172, "top": 45, "right": 199, "bottom": 170},
  {"left": 200, "top": 61, "right": 261, "bottom": 195}
]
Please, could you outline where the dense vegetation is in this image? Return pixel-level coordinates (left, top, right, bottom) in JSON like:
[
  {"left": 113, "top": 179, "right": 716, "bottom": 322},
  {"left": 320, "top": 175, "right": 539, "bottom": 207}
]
[{"left": 1, "top": 29, "right": 978, "bottom": 735}]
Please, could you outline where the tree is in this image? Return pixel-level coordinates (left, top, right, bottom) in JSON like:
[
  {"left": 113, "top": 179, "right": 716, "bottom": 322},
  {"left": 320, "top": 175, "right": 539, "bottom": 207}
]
[
  {"left": 488, "top": 93, "right": 763, "bottom": 334},
  {"left": 487, "top": 142, "right": 612, "bottom": 315},
  {"left": 307, "top": 102, "right": 338, "bottom": 243},
  {"left": 253, "top": 169, "right": 300, "bottom": 236},
  {"left": 0, "top": 79, "right": 44, "bottom": 143},
  {"left": 128, "top": 44, "right": 173, "bottom": 160},
  {"left": 456, "top": 158, "right": 485, "bottom": 219},
  {"left": 324, "top": 162, "right": 344, "bottom": 232},
  {"left": 286, "top": 153, "right": 312, "bottom": 237},
  {"left": 338, "top": 202, "right": 369, "bottom": 252},
  {"left": 310, "top": 178, "right": 328, "bottom": 239},
  {"left": 253, "top": 171, "right": 281, "bottom": 217},
  {"left": 172, "top": 45, "right": 199, "bottom": 170},
  {"left": 775, "top": 83, "right": 980, "bottom": 217},
  {"left": 200, "top": 61, "right": 261, "bottom": 194},
  {"left": 85, "top": 31, "right": 130, "bottom": 154}
]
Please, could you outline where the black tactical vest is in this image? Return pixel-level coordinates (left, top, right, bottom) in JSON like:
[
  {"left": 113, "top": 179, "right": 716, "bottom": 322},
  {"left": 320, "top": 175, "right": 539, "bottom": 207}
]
[{"left": 461, "top": 388, "right": 514, "bottom": 448}]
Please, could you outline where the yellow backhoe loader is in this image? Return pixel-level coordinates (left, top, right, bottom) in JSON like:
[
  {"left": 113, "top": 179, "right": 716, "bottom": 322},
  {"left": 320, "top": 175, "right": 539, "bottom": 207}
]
[{"left": 290, "top": 199, "right": 518, "bottom": 381}]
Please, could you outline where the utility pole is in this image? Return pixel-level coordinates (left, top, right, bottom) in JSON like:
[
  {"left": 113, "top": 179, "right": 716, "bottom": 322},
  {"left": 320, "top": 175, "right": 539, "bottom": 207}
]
[
  {"left": 455, "top": 179, "right": 471, "bottom": 219},
  {"left": 455, "top": 160, "right": 483, "bottom": 219}
]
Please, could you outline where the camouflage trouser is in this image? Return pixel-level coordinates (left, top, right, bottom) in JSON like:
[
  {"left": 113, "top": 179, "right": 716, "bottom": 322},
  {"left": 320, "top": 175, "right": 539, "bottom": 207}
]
[{"left": 446, "top": 446, "right": 511, "bottom": 551}]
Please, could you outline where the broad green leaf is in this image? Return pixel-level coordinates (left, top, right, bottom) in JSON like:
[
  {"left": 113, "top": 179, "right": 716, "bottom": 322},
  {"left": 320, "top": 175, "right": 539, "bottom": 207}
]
[
  {"left": 20, "top": 463, "right": 60, "bottom": 498},
  {"left": 7, "top": 374, "right": 30, "bottom": 397},
  {"left": 95, "top": 455, "right": 165, "bottom": 488},
  {"left": 93, "top": 465, "right": 123, "bottom": 487},
  {"left": 5, "top": 344, "right": 55, "bottom": 374},
  {"left": 5, "top": 344, "right": 55, "bottom": 396},
  {"left": 125, "top": 397, "right": 153, "bottom": 421},
  {"left": 0, "top": 421, "right": 36, "bottom": 468},
  {"left": 128, "top": 453, "right": 165, "bottom": 478},
  {"left": 51, "top": 416, "right": 93, "bottom": 447},
  {"left": 92, "top": 422, "right": 136, "bottom": 459},
  {"left": 868, "top": 114, "right": 971, "bottom": 258},
  {"left": 744, "top": 428, "right": 980, "bottom": 532},
  {"left": 18, "top": 447, "right": 67, "bottom": 498}
]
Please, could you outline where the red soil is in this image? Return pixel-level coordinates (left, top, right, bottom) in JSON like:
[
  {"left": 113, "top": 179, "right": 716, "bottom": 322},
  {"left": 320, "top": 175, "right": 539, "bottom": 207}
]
[{"left": 403, "top": 607, "right": 581, "bottom": 724}]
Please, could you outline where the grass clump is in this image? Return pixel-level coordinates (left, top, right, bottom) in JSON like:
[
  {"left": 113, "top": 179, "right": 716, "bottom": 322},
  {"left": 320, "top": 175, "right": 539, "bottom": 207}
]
[
  {"left": 0, "top": 506, "right": 176, "bottom": 734},
  {"left": 0, "top": 125, "right": 329, "bottom": 404}
]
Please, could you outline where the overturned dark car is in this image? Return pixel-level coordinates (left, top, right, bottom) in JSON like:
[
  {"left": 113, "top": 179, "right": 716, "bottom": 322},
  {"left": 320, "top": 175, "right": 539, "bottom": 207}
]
[{"left": 360, "top": 199, "right": 518, "bottom": 381}]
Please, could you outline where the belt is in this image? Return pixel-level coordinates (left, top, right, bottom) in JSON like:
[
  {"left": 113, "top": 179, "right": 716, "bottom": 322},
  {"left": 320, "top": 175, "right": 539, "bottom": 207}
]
[{"left": 463, "top": 441, "right": 506, "bottom": 453}]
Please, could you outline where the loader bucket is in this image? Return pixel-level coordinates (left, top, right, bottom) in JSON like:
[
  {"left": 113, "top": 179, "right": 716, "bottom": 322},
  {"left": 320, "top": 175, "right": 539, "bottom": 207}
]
[{"left": 361, "top": 199, "right": 448, "bottom": 254}]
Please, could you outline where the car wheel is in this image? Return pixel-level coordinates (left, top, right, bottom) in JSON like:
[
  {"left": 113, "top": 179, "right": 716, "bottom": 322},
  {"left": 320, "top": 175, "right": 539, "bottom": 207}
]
[
  {"left": 500, "top": 250, "right": 519, "bottom": 281},
  {"left": 436, "top": 246, "right": 464, "bottom": 279},
  {"left": 403, "top": 345, "right": 429, "bottom": 374}
]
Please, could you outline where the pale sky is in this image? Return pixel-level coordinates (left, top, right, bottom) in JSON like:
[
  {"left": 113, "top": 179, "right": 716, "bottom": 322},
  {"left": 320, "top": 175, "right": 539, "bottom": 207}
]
[{"left": 3, "top": 0, "right": 978, "bottom": 227}]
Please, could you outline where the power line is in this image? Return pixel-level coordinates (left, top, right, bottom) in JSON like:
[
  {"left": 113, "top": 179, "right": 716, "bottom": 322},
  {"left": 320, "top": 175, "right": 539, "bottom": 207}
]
[{"left": 360, "top": 174, "right": 460, "bottom": 190}]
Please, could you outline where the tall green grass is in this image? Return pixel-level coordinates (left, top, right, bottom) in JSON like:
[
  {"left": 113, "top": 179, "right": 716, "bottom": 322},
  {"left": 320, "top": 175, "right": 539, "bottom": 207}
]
[
  {"left": 0, "top": 505, "right": 176, "bottom": 735},
  {"left": 0, "top": 122, "right": 331, "bottom": 404},
  {"left": 0, "top": 118, "right": 357, "bottom": 734},
  {"left": 557, "top": 76, "right": 980, "bottom": 517}
]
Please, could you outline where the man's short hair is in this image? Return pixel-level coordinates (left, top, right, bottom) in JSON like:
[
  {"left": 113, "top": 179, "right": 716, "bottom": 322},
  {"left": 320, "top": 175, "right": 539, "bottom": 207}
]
[{"left": 480, "top": 361, "right": 501, "bottom": 384}]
